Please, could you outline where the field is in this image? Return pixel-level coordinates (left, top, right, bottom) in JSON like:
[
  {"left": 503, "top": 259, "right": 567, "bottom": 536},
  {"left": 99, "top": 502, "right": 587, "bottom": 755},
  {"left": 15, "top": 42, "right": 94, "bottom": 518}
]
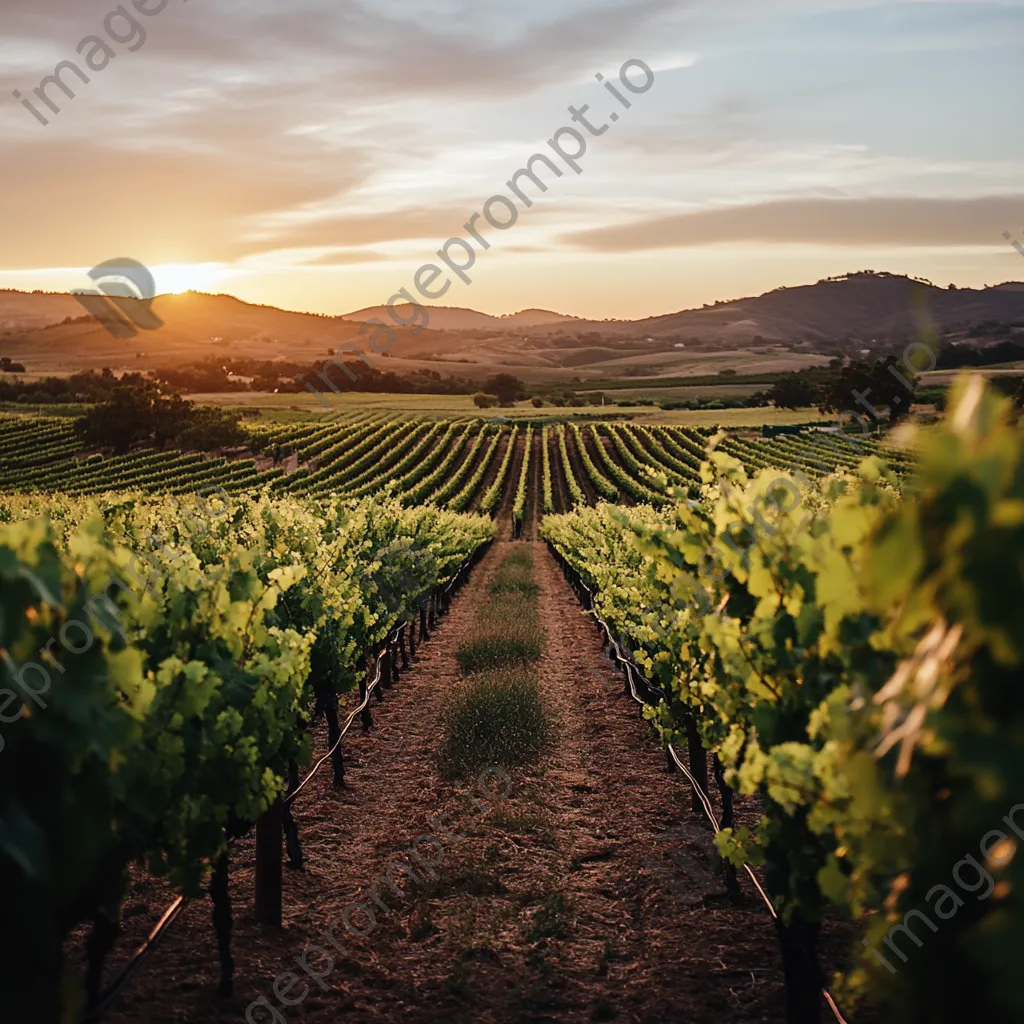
[
  {"left": 919, "top": 363, "right": 1024, "bottom": 384},
  {"left": 167, "top": 389, "right": 834, "bottom": 427},
  {"left": 1, "top": 383, "right": 1018, "bottom": 1024}
]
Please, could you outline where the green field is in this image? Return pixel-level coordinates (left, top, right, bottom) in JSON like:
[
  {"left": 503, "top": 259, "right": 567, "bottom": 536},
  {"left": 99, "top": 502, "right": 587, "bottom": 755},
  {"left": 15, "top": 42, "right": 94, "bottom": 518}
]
[
  {"left": 183, "top": 390, "right": 830, "bottom": 427},
  {"left": 919, "top": 364, "right": 1024, "bottom": 385}
]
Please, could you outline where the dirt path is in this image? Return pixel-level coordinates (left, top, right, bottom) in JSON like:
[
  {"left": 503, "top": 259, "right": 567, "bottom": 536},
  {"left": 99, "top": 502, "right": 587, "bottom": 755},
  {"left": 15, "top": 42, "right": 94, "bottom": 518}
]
[{"left": 89, "top": 541, "right": 800, "bottom": 1024}]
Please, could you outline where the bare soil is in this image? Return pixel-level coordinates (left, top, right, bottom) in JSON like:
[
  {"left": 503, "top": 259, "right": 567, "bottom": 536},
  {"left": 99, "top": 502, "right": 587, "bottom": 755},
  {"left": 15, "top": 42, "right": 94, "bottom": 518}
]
[
  {"left": 563, "top": 427, "right": 601, "bottom": 507},
  {"left": 496, "top": 433, "right": 525, "bottom": 541},
  {"left": 546, "top": 429, "right": 571, "bottom": 514},
  {"left": 525, "top": 430, "right": 542, "bottom": 540}
]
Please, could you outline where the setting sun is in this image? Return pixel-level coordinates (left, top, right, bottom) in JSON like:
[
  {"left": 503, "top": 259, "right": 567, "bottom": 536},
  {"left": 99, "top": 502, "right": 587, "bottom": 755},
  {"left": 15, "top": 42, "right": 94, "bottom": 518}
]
[{"left": 149, "top": 263, "right": 237, "bottom": 296}]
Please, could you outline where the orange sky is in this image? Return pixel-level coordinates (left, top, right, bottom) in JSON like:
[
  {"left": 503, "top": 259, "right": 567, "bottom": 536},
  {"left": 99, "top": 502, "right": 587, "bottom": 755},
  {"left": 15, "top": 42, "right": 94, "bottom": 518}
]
[{"left": 1, "top": 0, "right": 1022, "bottom": 319}]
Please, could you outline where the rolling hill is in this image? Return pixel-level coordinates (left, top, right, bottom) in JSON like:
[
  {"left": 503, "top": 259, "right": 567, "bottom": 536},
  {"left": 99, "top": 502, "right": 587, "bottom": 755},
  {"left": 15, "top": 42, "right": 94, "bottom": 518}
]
[
  {"left": 2, "top": 272, "right": 1022, "bottom": 383},
  {"left": 339, "top": 304, "right": 579, "bottom": 331}
]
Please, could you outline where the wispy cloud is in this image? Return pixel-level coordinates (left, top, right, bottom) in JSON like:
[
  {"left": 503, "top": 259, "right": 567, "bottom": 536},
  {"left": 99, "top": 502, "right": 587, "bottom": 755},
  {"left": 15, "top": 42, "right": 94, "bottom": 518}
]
[{"left": 562, "top": 196, "right": 1024, "bottom": 251}]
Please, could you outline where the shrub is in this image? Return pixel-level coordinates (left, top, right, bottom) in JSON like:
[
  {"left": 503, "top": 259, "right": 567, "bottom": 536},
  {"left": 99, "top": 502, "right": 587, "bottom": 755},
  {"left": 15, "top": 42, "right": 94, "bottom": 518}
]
[
  {"left": 174, "top": 408, "right": 246, "bottom": 451},
  {"left": 483, "top": 374, "right": 526, "bottom": 406},
  {"left": 437, "top": 668, "right": 549, "bottom": 779},
  {"left": 530, "top": 396, "right": 544, "bottom": 408},
  {"left": 473, "top": 392, "right": 499, "bottom": 409}
]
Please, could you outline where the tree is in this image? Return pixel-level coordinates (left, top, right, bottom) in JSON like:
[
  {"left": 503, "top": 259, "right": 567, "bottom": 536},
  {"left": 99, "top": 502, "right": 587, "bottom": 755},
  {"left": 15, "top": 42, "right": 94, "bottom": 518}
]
[
  {"left": 818, "top": 355, "right": 918, "bottom": 425},
  {"left": 174, "top": 408, "right": 246, "bottom": 451},
  {"left": 472, "top": 392, "right": 498, "bottom": 409},
  {"left": 530, "top": 396, "right": 544, "bottom": 408},
  {"left": 76, "top": 386, "right": 167, "bottom": 453},
  {"left": 992, "top": 375, "right": 1024, "bottom": 410},
  {"left": 483, "top": 374, "right": 526, "bottom": 407},
  {"left": 767, "top": 373, "right": 820, "bottom": 409},
  {"left": 76, "top": 386, "right": 244, "bottom": 453}
]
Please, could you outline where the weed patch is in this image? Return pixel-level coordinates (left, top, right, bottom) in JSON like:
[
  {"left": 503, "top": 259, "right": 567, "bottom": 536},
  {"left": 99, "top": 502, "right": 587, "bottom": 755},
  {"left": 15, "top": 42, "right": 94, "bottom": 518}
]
[
  {"left": 455, "top": 633, "right": 542, "bottom": 673},
  {"left": 488, "top": 554, "right": 538, "bottom": 598},
  {"left": 455, "top": 549, "right": 544, "bottom": 673},
  {"left": 438, "top": 669, "right": 549, "bottom": 780},
  {"left": 525, "top": 891, "right": 573, "bottom": 943}
]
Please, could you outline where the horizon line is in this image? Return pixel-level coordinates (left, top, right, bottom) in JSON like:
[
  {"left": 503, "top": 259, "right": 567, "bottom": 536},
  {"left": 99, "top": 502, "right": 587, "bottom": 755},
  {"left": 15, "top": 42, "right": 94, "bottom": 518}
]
[{"left": 3, "top": 268, "right": 1024, "bottom": 328}]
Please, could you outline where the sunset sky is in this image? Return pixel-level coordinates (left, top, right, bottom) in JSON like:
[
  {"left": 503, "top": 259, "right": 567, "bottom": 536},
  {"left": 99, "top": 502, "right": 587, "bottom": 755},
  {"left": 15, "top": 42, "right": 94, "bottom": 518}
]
[{"left": 1, "top": 0, "right": 1022, "bottom": 320}]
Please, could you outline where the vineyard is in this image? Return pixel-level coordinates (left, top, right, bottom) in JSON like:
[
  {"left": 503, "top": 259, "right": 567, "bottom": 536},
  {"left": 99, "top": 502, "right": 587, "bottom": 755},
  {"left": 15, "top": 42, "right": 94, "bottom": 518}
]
[
  {"left": 0, "top": 412, "right": 912, "bottom": 514},
  {"left": 1, "top": 382, "right": 1019, "bottom": 1024},
  {"left": 543, "top": 378, "right": 1024, "bottom": 1024}
]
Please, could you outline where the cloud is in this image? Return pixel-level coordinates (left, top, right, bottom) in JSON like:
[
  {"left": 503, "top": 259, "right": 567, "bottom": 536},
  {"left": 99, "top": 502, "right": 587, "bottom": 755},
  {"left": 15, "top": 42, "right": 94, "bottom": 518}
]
[
  {"left": 0, "top": 0, "right": 681, "bottom": 114},
  {"left": 281, "top": 249, "right": 394, "bottom": 267},
  {"left": 0, "top": 0, "right": 680, "bottom": 269},
  {"left": 237, "top": 205, "right": 483, "bottom": 254},
  {"left": 0, "top": 131, "right": 374, "bottom": 268},
  {"left": 561, "top": 195, "right": 1024, "bottom": 251}
]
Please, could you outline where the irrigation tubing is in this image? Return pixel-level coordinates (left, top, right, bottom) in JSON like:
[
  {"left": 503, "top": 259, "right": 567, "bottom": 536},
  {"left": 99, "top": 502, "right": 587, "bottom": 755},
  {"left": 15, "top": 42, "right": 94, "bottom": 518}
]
[
  {"left": 86, "top": 643, "right": 393, "bottom": 1021},
  {"left": 78, "top": 546, "right": 485, "bottom": 1023},
  {"left": 286, "top": 627, "right": 393, "bottom": 805},
  {"left": 78, "top": 898, "right": 186, "bottom": 1024},
  {"left": 552, "top": 546, "right": 849, "bottom": 1024},
  {"left": 288, "top": 548, "right": 481, "bottom": 803}
]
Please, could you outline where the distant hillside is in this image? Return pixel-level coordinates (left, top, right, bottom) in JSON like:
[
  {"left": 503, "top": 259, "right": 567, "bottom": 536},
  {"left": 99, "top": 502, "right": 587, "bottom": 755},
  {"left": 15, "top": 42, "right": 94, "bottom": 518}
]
[
  {"left": 616, "top": 272, "right": 1024, "bottom": 343},
  {"left": 498, "top": 308, "right": 581, "bottom": 327},
  {"left": 2, "top": 273, "right": 1022, "bottom": 383},
  {"left": 0, "top": 290, "right": 86, "bottom": 331},
  {"left": 0, "top": 291, "right": 368, "bottom": 376},
  {"left": 339, "top": 304, "right": 578, "bottom": 331}
]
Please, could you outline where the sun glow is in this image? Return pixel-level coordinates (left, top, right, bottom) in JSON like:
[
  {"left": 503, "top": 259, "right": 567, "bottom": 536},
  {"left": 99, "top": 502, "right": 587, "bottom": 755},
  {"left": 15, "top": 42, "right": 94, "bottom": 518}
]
[{"left": 150, "top": 263, "right": 238, "bottom": 295}]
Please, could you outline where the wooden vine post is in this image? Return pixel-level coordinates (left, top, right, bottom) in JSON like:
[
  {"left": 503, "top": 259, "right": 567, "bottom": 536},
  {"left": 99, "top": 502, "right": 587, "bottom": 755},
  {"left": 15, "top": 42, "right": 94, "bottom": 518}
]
[{"left": 254, "top": 799, "right": 284, "bottom": 926}]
